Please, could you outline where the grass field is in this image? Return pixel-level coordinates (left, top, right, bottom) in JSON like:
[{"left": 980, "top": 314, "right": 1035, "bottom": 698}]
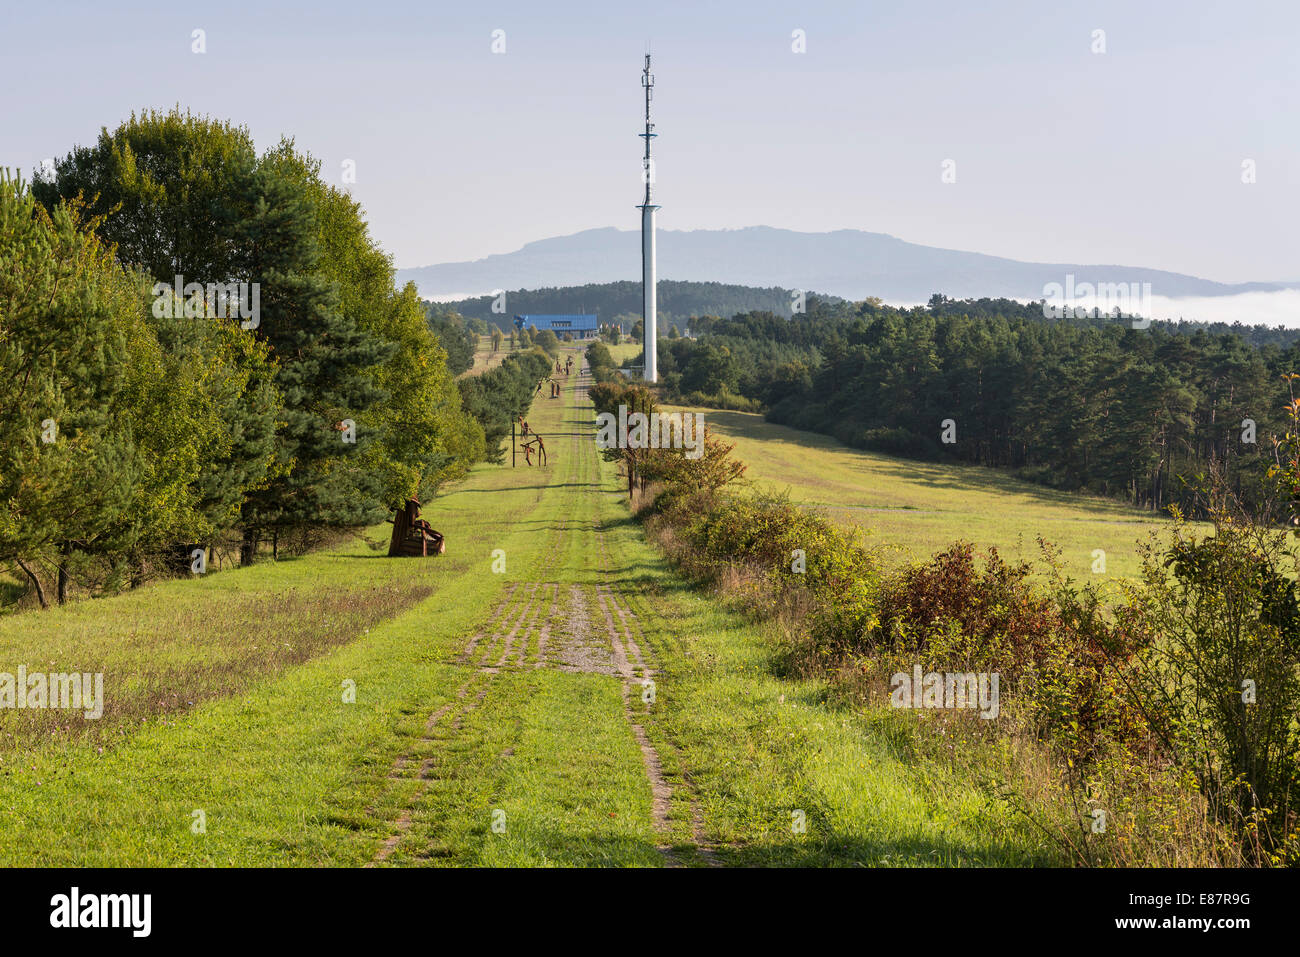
[
  {"left": 461, "top": 335, "right": 509, "bottom": 377},
  {"left": 0, "top": 345, "right": 1054, "bottom": 866},
  {"left": 665, "top": 406, "right": 1195, "bottom": 582},
  {"left": 606, "top": 341, "right": 642, "bottom": 367}
]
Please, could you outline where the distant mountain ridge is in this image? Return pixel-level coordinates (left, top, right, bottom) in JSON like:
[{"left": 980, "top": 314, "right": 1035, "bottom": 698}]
[{"left": 397, "top": 226, "right": 1300, "bottom": 303}]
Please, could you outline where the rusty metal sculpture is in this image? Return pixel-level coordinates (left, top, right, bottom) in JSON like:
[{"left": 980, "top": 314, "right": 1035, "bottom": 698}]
[
  {"left": 386, "top": 498, "right": 445, "bottom": 557},
  {"left": 520, "top": 433, "right": 547, "bottom": 466}
]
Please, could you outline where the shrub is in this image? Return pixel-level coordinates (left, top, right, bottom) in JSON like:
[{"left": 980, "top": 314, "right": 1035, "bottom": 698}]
[
  {"left": 658, "top": 492, "right": 880, "bottom": 671},
  {"left": 680, "top": 388, "right": 762, "bottom": 413},
  {"left": 1123, "top": 509, "right": 1300, "bottom": 863},
  {"left": 871, "top": 542, "right": 1150, "bottom": 754},
  {"left": 585, "top": 341, "right": 619, "bottom": 383}
]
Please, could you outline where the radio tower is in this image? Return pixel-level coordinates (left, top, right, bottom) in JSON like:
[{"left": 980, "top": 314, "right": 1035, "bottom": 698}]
[{"left": 639, "top": 52, "right": 659, "bottom": 383}]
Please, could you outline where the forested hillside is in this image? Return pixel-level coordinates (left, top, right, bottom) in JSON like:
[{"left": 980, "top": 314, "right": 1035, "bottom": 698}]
[
  {"left": 441, "top": 280, "right": 828, "bottom": 330},
  {"left": 654, "top": 295, "right": 1300, "bottom": 514}
]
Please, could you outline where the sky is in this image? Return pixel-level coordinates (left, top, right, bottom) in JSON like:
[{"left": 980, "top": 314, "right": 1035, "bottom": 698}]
[{"left": 2, "top": 0, "right": 1297, "bottom": 283}]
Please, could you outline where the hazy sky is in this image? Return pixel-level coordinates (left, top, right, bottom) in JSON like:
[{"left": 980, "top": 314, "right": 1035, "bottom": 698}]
[{"left": 3, "top": 0, "right": 1296, "bottom": 282}]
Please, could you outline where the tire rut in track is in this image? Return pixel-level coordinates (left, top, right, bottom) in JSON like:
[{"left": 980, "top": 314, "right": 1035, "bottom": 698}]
[
  {"left": 589, "top": 442, "right": 722, "bottom": 866},
  {"left": 368, "top": 669, "right": 497, "bottom": 866},
  {"left": 610, "top": 585, "right": 724, "bottom": 867}
]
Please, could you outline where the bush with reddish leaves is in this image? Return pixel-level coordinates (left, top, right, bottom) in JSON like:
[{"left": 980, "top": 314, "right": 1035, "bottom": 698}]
[
  {"left": 877, "top": 543, "right": 1056, "bottom": 667},
  {"left": 869, "top": 541, "right": 1151, "bottom": 758}
]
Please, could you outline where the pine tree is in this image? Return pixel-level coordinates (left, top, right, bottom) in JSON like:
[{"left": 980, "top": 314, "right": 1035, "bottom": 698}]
[
  {"left": 32, "top": 111, "right": 285, "bottom": 575},
  {"left": 234, "top": 161, "right": 393, "bottom": 559},
  {"left": 257, "top": 143, "right": 484, "bottom": 508},
  {"left": 0, "top": 173, "right": 142, "bottom": 606}
]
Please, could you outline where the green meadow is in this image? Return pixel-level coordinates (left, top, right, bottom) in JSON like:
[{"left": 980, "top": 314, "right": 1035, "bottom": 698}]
[{"left": 672, "top": 406, "right": 1196, "bottom": 582}]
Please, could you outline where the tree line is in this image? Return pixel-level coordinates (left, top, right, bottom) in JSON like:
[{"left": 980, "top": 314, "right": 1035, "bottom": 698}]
[
  {"left": 423, "top": 307, "right": 484, "bottom": 375},
  {"left": 442, "top": 280, "right": 826, "bottom": 332},
  {"left": 457, "top": 349, "right": 554, "bottom": 461},
  {"left": 652, "top": 296, "right": 1300, "bottom": 515},
  {"left": 1, "top": 108, "right": 526, "bottom": 608}
]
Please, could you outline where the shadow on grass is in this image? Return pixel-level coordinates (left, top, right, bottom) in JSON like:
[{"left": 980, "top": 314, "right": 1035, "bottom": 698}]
[{"left": 701, "top": 832, "right": 1058, "bottom": 867}]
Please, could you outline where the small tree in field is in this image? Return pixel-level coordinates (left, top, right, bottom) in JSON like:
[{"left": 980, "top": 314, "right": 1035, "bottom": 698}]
[
  {"left": 638, "top": 427, "right": 746, "bottom": 510},
  {"left": 534, "top": 328, "right": 560, "bottom": 357},
  {"left": 588, "top": 379, "right": 745, "bottom": 505},
  {"left": 589, "top": 381, "right": 654, "bottom": 496}
]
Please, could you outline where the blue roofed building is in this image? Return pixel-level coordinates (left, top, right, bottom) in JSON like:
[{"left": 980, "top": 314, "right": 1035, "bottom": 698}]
[{"left": 513, "top": 314, "right": 599, "bottom": 339}]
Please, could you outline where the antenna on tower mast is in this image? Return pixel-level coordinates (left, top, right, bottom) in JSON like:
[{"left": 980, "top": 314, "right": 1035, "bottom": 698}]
[
  {"left": 640, "top": 53, "right": 655, "bottom": 205},
  {"left": 638, "top": 53, "right": 659, "bottom": 383}
]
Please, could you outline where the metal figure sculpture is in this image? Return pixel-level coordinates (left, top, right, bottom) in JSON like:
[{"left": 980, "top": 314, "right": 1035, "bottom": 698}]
[{"left": 386, "top": 498, "right": 445, "bottom": 557}]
